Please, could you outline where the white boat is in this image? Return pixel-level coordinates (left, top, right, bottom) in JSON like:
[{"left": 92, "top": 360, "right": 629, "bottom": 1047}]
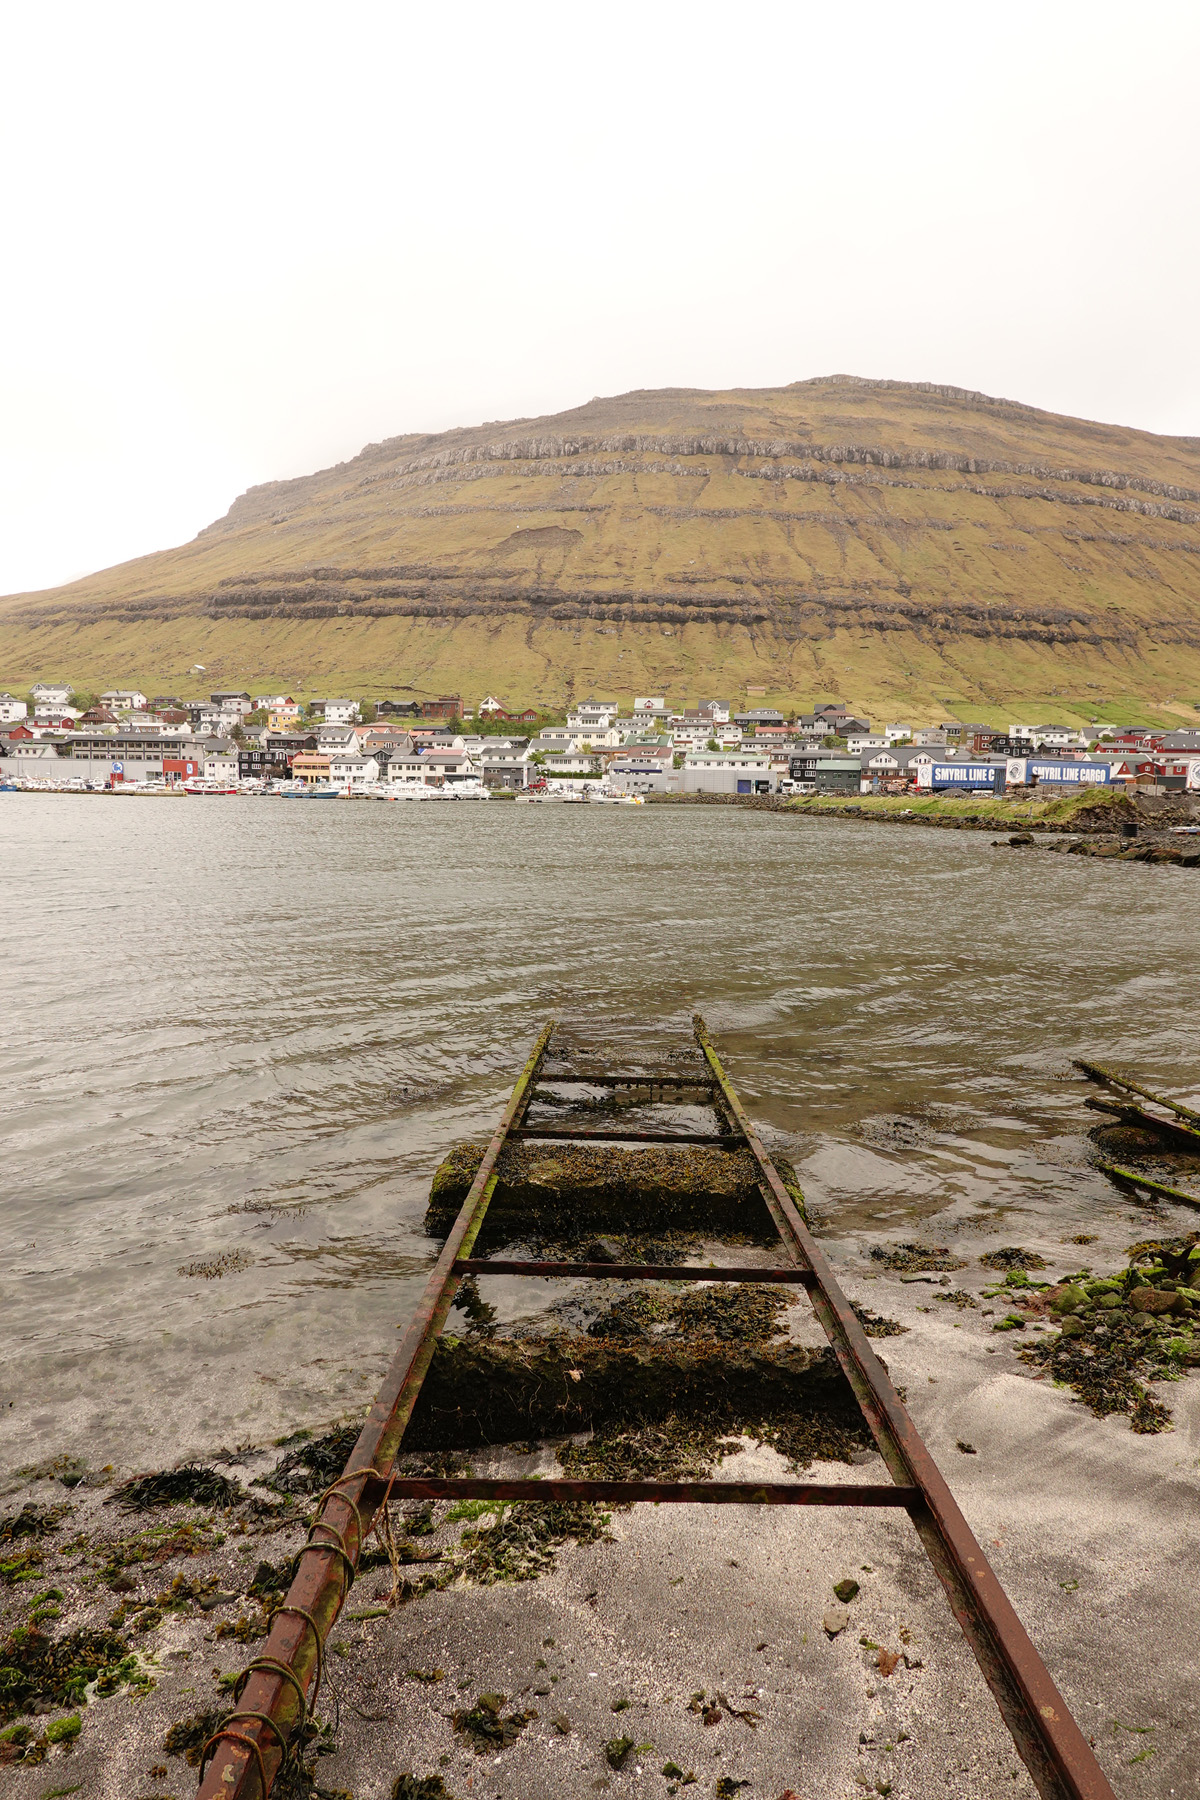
[{"left": 184, "top": 778, "right": 239, "bottom": 796}]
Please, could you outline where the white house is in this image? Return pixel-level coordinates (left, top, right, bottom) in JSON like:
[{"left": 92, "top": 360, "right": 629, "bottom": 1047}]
[
  {"left": 862, "top": 747, "right": 940, "bottom": 783},
  {"left": 0, "top": 694, "right": 28, "bottom": 722},
  {"left": 329, "top": 752, "right": 378, "bottom": 790},
  {"left": 192, "top": 705, "right": 238, "bottom": 735},
  {"left": 386, "top": 750, "right": 475, "bottom": 788},
  {"left": 540, "top": 752, "right": 600, "bottom": 777},
  {"left": 317, "top": 723, "right": 359, "bottom": 752},
  {"left": 198, "top": 738, "right": 240, "bottom": 782},
  {"left": 631, "top": 696, "right": 669, "bottom": 731},
  {"left": 568, "top": 700, "right": 620, "bottom": 731},
  {"left": 699, "top": 699, "right": 731, "bottom": 725},
  {"left": 317, "top": 699, "right": 360, "bottom": 725},
  {"left": 884, "top": 723, "right": 912, "bottom": 743},
  {"left": 1010, "top": 723, "right": 1082, "bottom": 749},
  {"left": 847, "top": 734, "right": 887, "bottom": 755},
  {"left": 576, "top": 722, "right": 622, "bottom": 747},
  {"left": 100, "top": 689, "right": 149, "bottom": 712},
  {"left": 31, "top": 682, "right": 72, "bottom": 707},
  {"left": 912, "top": 727, "right": 949, "bottom": 747}
]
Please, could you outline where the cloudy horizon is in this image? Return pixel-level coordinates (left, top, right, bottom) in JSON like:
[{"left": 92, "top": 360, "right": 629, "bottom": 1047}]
[{"left": 3, "top": 0, "right": 1197, "bottom": 598}]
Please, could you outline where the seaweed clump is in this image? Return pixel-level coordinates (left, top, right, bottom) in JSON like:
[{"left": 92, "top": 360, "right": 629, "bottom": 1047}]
[
  {"left": 584, "top": 1284, "right": 791, "bottom": 1345},
  {"left": 163, "top": 1708, "right": 230, "bottom": 1766},
  {"left": 111, "top": 1465, "right": 244, "bottom": 1511},
  {"left": 869, "top": 1243, "right": 965, "bottom": 1273},
  {"left": 0, "top": 1505, "right": 71, "bottom": 1544},
  {"left": 427, "top": 1140, "right": 787, "bottom": 1240},
  {"left": 850, "top": 1303, "right": 908, "bottom": 1338},
  {"left": 0, "top": 1624, "right": 135, "bottom": 1720},
  {"left": 454, "top": 1502, "right": 610, "bottom": 1585},
  {"left": 0, "top": 1506, "right": 71, "bottom": 1587},
  {"left": 452, "top": 1691, "right": 535, "bottom": 1753},
  {"left": 267, "top": 1427, "right": 361, "bottom": 1495},
  {"left": 392, "top": 1779, "right": 457, "bottom": 1800},
  {"left": 1018, "top": 1232, "right": 1200, "bottom": 1432},
  {"left": 979, "top": 1247, "right": 1048, "bottom": 1271},
  {"left": 562, "top": 1419, "right": 739, "bottom": 1483}
]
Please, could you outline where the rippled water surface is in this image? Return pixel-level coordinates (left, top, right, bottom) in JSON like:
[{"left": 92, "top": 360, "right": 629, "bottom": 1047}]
[{"left": 3, "top": 793, "right": 1199, "bottom": 1476}]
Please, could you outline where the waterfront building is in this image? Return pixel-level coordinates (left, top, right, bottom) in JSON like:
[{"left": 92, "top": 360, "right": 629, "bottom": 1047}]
[
  {"left": 329, "top": 753, "right": 378, "bottom": 789},
  {"left": 681, "top": 748, "right": 778, "bottom": 796},
  {"left": 291, "top": 752, "right": 333, "bottom": 785}
]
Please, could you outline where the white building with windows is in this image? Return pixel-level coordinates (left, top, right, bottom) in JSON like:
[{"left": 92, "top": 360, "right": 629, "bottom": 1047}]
[
  {"left": 330, "top": 752, "right": 378, "bottom": 789},
  {"left": 317, "top": 699, "right": 361, "bottom": 725},
  {"left": 0, "top": 694, "right": 28, "bottom": 722},
  {"left": 31, "top": 682, "right": 72, "bottom": 707},
  {"left": 567, "top": 699, "right": 619, "bottom": 730},
  {"left": 100, "top": 689, "right": 149, "bottom": 712},
  {"left": 681, "top": 749, "right": 777, "bottom": 796}
]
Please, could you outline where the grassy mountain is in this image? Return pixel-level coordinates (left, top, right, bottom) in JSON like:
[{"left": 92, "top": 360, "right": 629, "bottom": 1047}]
[{"left": 3, "top": 375, "right": 1200, "bottom": 725}]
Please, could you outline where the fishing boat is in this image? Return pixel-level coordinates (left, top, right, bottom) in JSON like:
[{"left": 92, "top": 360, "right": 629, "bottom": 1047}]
[{"left": 183, "top": 778, "right": 239, "bottom": 796}]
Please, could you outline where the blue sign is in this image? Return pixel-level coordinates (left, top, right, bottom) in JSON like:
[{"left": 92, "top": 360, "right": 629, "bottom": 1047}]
[
  {"left": 930, "top": 763, "right": 1004, "bottom": 791},
  {"left": 1027, "top": 759, "right": 1111, "bottom": 785},
  {"left": 111, "top": 760, "right": 124, "bottom": 773}
]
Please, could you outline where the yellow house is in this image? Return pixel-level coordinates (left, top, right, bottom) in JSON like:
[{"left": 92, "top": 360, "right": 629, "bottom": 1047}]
[{"left": 291, "top": 752, "right": 331, "bottom": 785}]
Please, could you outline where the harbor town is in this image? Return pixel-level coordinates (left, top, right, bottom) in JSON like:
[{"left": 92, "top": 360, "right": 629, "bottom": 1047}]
[{"left": 2, "top": 685, "right": 1199, "bottom": 799}]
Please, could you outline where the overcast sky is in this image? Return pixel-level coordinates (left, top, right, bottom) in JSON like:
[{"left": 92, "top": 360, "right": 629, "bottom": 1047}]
[{"left": 2, "top": 0, "right": 1197, "bottom": 597}]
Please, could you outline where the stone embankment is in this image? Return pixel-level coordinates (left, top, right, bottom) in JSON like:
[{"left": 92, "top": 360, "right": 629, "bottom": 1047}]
[{"left": 649, "top": 790, "right": 1200, "bottom": 863}]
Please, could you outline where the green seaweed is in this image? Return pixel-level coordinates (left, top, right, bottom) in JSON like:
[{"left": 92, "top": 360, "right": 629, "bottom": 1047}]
[
  {"left": 0, "top": 1625, "right": 134, "bottom": 1720},
  {"left": 267, "top": 1428, "right": 361, "bottom": 1496},
  {"left": 451, "top": 1692, "right": 534, "bottom": 1753},
  {"left": 407, "top": 1330, "right": 860, "bottom": 1455},
  {"left": 1019, "top": 1237, "right": 1200, "bottom": 1429},
  {"left": 427, "top": 1141, "right": 790, "bottom": 1240},
  {"left": 162, "top": 1709, "right": 229, "bottom": 1767},
  {"left": 869, "top": 1243, "right": 965, "bottom": 1273},
  {"left": 979, "top": 1247, "right": 1049, "bottom": 1272},
  {"left": 850, "top": 1304, "right": 908, "bottom": 1338},
  {"left": 110, "top": 1466, "right": 244, "bottom": 1512}
]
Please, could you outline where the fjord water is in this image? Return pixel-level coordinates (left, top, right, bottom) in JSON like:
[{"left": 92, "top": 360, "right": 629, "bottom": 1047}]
[{"left": 2, "top": 794, "right": 1199, "bottom": 1478}]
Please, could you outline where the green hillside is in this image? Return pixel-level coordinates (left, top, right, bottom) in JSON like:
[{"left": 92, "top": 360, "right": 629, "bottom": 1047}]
[{"left": 3, "top": 375, "right": 1200, "bottom": 725}]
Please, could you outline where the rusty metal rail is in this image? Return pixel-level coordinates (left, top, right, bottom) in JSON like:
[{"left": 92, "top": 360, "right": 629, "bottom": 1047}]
[{"left": 199, "top": 1016, "right": 1116, "bottom": 1800}]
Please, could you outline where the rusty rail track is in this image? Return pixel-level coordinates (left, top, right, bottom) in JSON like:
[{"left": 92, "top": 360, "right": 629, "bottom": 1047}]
[{"left": 198, "top": 1017, "right": 1115, "bottom": 1800}]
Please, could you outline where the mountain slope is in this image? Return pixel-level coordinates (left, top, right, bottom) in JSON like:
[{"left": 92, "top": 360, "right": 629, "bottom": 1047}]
[{"left": 4, "top": 375, "right": 1200, "bottom": 721}]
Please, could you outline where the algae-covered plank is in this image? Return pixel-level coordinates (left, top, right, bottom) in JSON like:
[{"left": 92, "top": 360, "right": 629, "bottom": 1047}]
[
  {"left": 426, "top": 1139, "right": 803, "bottom": 1238},
  {"left": 405, "top": 1333, "right": 852, "bottom": 1454}
]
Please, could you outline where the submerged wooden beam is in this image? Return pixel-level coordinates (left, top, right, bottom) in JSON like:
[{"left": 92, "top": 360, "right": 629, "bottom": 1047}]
[
  {"left": 1096, "top": 1161, "right": 1200, "bottom": 1212},
  {"left": 1075, "top": 1058, "right": 1200, "bottom": 1127}
]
